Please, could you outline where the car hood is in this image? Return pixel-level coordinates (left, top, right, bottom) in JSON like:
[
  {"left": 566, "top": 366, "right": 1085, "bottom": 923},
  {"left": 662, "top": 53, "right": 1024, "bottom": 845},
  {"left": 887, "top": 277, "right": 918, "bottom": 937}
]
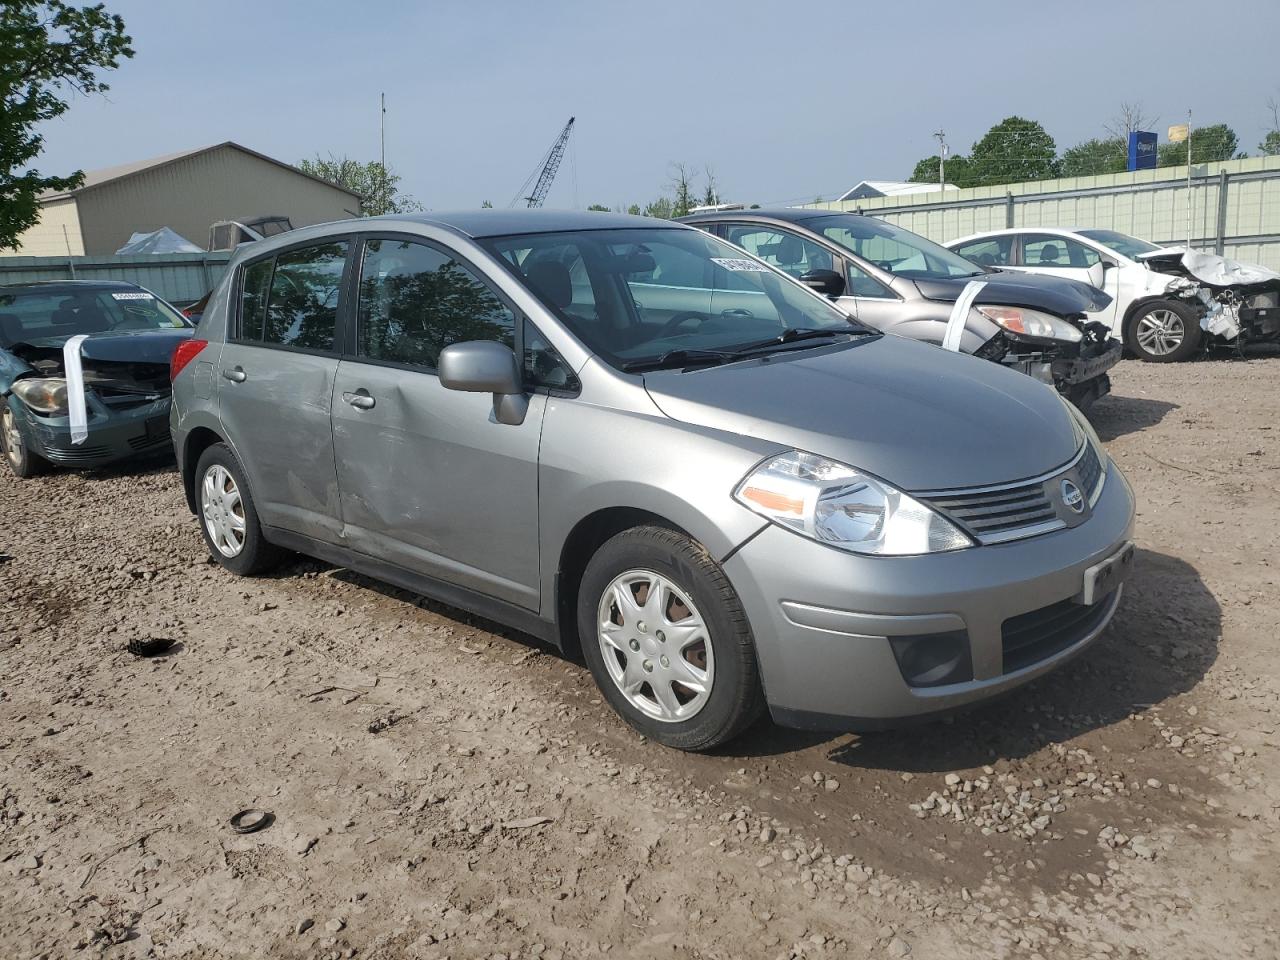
[
  {"left": 913, "top": 272, "right": 1111, "bottom": 316},
  {"left": 11, "top": 328, "right": 193, "bottom": 363},
  {"left": 1136, "top": 247, "right": 1280, "bottom": 291},
  {"left": 642, "top": 336, "right": 1080, "bottom": 492}
]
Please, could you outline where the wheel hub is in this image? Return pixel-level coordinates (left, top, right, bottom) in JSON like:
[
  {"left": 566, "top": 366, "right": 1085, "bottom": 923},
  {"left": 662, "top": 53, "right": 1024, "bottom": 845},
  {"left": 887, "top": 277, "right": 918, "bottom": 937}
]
[{"left": 201, "top": 464, "right": 246, "bottom": 558}]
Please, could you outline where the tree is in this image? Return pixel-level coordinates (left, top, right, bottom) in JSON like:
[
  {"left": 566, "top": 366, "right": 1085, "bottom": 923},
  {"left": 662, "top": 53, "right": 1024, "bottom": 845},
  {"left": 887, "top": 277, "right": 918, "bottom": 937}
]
[
  {"left": 1157, "top": 124, "right": 1239, "bottom": 167},
  {"left": 1103, "top": 102, "right": 1156, "bottom": 141},
  {"left": 701, "top": 164, "right": 719, "bottom": 208},
  {"left": 626, "top": 203, "right": 642, "bottom": 216},
  {"left": 1259, "top": 97, "right": 1280, "bottom": 156},
  {"left": 967, "top": 116, "right": 1059, "bottom": 186},
  {"left": 297, "top": 154, "right": 422, "bottom": 216},
  {"left": 642, "top": 197, "right": 674, "bottom": 219},
  {"left": 586, "top": 203, "right": 610, "bottom": 212},
  {"left": 668, "top": 162, "right": 696, "bottom": 217},
  {"left": 0, "top": 1, "right": 133, "bottom": 250},
  {"left": 1060, "top": 137, "right": 1127, "bottom": 177},
  {"left": 480, "top": 200, "right": 493, "bottom": 208},
  {"left": 908, "top": 153, "right": 974, "bottom": 187}
]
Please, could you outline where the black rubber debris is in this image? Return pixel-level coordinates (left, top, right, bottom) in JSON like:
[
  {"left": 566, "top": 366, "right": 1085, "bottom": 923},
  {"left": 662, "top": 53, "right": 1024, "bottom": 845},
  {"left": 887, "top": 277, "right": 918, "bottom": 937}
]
[
  {"left": 127, "top": 637, "right": 176, "bottom": 658},
  {"left": 230, "top": 809, "right": 273, "bottom": 834}
]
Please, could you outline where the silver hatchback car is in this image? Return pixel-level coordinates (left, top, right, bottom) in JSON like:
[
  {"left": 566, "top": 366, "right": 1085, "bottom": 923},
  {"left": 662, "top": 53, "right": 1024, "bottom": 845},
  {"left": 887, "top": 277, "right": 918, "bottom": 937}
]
[{"left": 171, "top": 211, "right": 1136, "bottom": 751}]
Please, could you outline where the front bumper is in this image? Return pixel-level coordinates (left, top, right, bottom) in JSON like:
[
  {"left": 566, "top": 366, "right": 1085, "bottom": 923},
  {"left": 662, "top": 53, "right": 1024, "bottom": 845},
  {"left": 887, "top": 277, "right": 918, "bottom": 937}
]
[
  {"left": 723, "top": 462, "right": 1136, "bottom": 730},
  {"left": 1052, "top": 336, "right": 1123, "bottom": 387},
  {"left": 10, "top": 394, "right": 174, "bottom": 467}
]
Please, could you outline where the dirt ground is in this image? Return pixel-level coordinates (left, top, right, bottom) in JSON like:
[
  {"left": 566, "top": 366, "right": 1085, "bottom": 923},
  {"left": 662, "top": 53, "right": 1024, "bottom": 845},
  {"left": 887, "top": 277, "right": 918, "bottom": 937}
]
[{"left": 2, "top": 355, "right": 1278, "bottom": 960}]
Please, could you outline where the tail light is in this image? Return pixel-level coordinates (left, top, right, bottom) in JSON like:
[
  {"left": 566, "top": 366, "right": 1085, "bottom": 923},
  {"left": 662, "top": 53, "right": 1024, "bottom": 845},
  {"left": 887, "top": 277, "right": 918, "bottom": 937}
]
[{"left": 171, "top": 338, "right": 209, "bottom": 381}]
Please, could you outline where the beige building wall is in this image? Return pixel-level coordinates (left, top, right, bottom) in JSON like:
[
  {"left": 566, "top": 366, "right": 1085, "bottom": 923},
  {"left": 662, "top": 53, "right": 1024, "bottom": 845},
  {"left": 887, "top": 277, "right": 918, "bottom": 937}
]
[
  {"left": 2, "top": 198, "right": 85, "bottom": 258},
  {"left": 74, "top": 145, "right": 361, "bottom": 254}
]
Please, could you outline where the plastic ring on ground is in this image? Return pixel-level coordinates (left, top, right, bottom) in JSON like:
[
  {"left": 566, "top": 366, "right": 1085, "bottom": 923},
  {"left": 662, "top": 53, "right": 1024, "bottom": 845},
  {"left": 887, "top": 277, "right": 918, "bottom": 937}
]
[{"left": 229, "top": 809, "right": 272, "bottom": 834}]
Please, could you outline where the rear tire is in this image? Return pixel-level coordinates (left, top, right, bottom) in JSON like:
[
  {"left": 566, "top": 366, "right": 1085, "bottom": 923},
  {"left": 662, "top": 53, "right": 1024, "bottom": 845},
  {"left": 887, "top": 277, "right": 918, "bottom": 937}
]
[
  {"left": 194, "top": 442, "right": 284, "bottom": 576},
  {"left": 577, "top": 525, "right": 765, "bottom": 751},
  {"left": 1, "top": 400, "right": 46, "bottom": 479},
  {"left": 1124, "top": 300, "right": 1201, "bottom": 362}
]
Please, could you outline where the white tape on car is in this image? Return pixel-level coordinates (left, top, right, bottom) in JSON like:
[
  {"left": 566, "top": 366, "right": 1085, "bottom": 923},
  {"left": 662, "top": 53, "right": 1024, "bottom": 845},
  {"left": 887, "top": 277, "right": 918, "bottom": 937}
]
[
  {"left": 941, "top": 281, "right": 987, "bottom": 352},
  {"left": 63, "top": 334, "right": 90, "bottom": 445}
]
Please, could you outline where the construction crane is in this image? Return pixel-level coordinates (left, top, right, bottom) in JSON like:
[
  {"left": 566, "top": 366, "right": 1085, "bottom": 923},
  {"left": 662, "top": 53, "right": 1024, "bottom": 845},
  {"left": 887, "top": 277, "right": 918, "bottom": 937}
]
[{"left": 509, "top": 116, "right": 575, "bottom": 208}]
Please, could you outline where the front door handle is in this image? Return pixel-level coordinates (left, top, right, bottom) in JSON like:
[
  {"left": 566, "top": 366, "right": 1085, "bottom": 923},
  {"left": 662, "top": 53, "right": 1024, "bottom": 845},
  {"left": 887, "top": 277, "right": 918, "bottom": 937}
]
[
  {"left": 222, "top": 367, "right": 246, "bottom": 383},
  {"left": 342, "top": 390, "right": 375, "bottom": 410}
]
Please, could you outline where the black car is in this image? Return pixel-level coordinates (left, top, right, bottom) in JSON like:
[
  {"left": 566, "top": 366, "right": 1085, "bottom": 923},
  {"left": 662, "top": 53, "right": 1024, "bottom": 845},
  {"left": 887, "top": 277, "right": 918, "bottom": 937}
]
[
  {"left": 680, "top": 209, "right": 1122, "bottom": 408},
  {"left": 0, "top": 281, "right": 193, "bottom": 477}
]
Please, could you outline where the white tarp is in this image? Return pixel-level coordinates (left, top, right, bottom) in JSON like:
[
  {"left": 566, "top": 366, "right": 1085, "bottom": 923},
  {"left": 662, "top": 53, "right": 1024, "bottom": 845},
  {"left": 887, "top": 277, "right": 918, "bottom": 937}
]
[
  {"left": 114, "top": 227, "right": 203, "bottom": 255},
  {"left": 1140, "top": 247, "right": 1280, "bottom": 287}
]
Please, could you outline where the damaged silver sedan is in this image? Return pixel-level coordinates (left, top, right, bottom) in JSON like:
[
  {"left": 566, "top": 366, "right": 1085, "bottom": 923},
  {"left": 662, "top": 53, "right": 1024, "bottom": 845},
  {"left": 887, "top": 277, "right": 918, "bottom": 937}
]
[{"left": 0, "top": 281, "right": 193, "bottom": 478}]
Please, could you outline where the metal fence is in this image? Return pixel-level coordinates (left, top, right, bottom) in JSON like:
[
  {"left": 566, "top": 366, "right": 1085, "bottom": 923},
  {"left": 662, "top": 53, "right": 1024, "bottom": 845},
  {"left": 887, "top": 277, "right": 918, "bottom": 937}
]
[
  {"left": 0, "top": 252, "right": 231, "bottom": 305},
  {"left": 805, "top": 155, "right": 1280, "bottom": 271}
]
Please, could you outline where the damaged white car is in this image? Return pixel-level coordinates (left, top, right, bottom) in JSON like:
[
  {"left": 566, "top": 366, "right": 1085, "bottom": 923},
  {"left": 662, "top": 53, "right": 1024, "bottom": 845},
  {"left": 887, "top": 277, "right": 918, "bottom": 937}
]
[{"left": 947, "top": 227, "right": 1278, "bottom": 362}]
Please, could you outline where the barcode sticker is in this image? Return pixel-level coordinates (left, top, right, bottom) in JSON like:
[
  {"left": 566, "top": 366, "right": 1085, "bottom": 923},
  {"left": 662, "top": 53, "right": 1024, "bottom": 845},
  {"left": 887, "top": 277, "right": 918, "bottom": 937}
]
[
  {"left": 111, "top": 292, "right": 154, "bottom": 301},
  {"left": 711, "top": 257, "right": 770, "bottom": 273}
]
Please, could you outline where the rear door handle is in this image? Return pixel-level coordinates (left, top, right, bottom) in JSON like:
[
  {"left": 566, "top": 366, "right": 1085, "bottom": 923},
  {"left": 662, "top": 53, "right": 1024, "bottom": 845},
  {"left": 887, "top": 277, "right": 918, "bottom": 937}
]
[
  {"left": 342, "top": 390, "right": 375, "bottom": 410},
  {"left": 222, "top": 367, "right": 246, "bottom": 383}
]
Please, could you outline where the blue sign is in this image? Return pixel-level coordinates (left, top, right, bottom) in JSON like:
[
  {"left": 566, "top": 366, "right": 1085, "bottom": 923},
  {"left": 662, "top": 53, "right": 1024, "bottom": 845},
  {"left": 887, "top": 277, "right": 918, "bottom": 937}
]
[{"left": 1128, "top": 131, "right": 1157, "bottom": 171}]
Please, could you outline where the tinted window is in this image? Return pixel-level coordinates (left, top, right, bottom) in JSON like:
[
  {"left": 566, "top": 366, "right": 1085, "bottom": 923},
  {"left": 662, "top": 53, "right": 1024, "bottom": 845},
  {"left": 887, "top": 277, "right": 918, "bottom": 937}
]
[
  {"left": 952, "top": 237, "right": 1013, "bottom": 267},
  {"left": 725, "top": 226, "right": 835, "bottom": 278},
  {"left": 1022, "top": 234, "right": 1100, "bottom": 268},
  {"left": 357, "top": 238, "right": 515, "bottom": 368},
  {"left": 524, "top": 318, "right": 577, "bottom": 390},
  {"left": 239, "top": 241, "right": 347, "bottom": 350}
]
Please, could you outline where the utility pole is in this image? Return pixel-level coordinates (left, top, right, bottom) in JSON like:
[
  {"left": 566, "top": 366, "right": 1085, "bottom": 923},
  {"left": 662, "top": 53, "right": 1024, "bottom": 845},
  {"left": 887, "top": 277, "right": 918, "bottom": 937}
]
[
  {"left": 1186, "top": 109, "right": 1193, "bottom": 248},
  {"left": 380, "top": 92, "right": 387, "bottom": 216},
  {"left": 933, "top": 130, "right": 949, "bottom": 191}
]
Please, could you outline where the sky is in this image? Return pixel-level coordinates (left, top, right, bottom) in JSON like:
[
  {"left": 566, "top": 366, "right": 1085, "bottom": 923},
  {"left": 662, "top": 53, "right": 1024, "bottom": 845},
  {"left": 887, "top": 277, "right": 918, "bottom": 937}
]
[{"left": 33, "top": 0, "right": 1280, "bottom": 211}]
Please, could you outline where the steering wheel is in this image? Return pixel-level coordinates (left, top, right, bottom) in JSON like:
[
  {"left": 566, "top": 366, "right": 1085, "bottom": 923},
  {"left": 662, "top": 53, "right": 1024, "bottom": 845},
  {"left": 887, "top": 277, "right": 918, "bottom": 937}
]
[{"left": 657, "top": 311, "right": 711, "bottom": 337}]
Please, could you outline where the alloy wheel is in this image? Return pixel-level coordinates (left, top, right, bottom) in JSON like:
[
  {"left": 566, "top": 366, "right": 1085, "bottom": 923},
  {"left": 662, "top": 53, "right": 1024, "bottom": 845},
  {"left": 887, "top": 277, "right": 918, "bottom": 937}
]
[
  {"left": 596, "top": 568, "right": 715, "bottom": 723},
  {"left": 201, "top": 463, "right": 246, "bottom": 558},
  {"left": 1135, "top": 308, "right": 1185, "bottom": 356},
  {"left": 2, "top": 407, "right": 23, "bottom": 469}
]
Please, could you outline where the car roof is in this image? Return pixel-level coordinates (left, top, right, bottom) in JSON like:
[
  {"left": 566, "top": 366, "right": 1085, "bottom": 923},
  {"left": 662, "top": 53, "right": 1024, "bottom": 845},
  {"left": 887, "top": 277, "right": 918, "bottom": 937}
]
[
  {"left": 363, "top": 208, "right": 677, "bottom": 239},
  {"left": 679, "top": 208, "right": 866, "bottom": 228}
]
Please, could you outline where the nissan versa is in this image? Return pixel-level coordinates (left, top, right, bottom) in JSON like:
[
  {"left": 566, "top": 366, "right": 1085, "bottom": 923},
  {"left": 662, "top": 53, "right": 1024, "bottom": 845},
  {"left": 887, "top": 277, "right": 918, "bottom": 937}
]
[{"left": 171, "top": 211, "right": 1136, "bottom": 751}]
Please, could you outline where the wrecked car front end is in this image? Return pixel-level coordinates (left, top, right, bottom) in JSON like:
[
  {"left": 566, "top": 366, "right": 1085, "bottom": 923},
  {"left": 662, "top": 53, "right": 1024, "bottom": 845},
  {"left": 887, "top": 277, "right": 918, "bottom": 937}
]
[{"left": 1138, "top": 248, "right": 1280, "bottom": 347}]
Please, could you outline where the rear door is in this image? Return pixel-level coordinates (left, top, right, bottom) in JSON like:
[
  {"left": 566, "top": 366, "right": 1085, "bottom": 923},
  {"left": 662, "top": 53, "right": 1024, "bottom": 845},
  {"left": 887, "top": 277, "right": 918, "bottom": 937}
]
[
  {"left": 216, "top": 238, "right": 351, "bottom": 542},
  {"left": 330, "top": 235, "right": 547, "bottom": 609}
]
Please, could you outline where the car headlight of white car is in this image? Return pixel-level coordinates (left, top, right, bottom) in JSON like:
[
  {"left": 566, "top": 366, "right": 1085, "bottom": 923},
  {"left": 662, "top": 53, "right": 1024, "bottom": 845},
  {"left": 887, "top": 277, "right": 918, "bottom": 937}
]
[
  {"left": 976, "top": 305, "right": 1083, "bottom": 344},
  {"left": 734, "top": 451, "right": 975, "bottom": 556},
  {"left": 10, "top": 377, "right": 70, "bottom": 415}
]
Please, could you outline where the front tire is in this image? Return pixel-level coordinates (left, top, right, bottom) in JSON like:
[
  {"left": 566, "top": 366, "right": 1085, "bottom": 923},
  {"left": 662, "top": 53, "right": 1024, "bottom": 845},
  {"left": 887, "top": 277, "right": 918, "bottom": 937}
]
[
  {"left": 195, "top": 442, "right": 283, "bottom": 576},
  {"left": 577, "top": 526, "right": 764, "bottom": 751},
  {"left": 1125, "top": 300, "right": 1201, "bottom": 362},
  {"left": 1, "top": 400, "right": 46, "bottom": 479}
]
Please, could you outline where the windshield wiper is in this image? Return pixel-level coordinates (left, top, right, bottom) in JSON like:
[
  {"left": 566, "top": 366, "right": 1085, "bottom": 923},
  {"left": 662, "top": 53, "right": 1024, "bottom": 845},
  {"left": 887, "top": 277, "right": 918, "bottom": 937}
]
[
  {"left": 621, "top": 348, "right": 740, "bottom": 372},
  {"left": 729, "top": 327, "right": 869, "bottom": 356}
]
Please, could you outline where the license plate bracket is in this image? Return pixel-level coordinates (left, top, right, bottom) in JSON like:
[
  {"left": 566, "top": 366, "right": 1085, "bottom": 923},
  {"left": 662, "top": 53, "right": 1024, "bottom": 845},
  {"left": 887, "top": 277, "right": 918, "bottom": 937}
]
[{"left": 1077, "top": 541, "right": 1135, "bottom": 606}]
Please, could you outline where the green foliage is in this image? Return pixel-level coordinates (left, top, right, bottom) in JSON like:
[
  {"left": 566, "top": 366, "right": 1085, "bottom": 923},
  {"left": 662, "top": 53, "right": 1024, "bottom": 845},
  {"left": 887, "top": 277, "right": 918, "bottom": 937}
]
[
  {"left": 626, "top": 203, "right": 641, "bottom": 216},
  {"left": 1157, "top": 124, "right": 1239, "bottom": 166},
  {"left": 586, "top": 203, "right": 610, "bottom": 212},
  {"left": 0, "top": 1, "right": 133, "bottom": 250},
  {"left": 297, "top": 154, "right": 422, "bottom": 216},
  {"left": 481, "top": 200, "right": 493, "bottom": 208},
  {"left": 907, "top": 153, "right": 975, "bottom": 187},
  {"left": 669, "top": 162, "right": 696, "bottom": 218},
  {"left": 967, "top": 116, "right": 1059, "bottom": 186},
  {"left": 1260, "top": 130, "right": 1280, "bottom": 156},
  {"left": 642, "top": 197, "right": 674, "bottom": 219},
  {"left": 1060, "top": 137, "right": 1127, "bottom": 177}
]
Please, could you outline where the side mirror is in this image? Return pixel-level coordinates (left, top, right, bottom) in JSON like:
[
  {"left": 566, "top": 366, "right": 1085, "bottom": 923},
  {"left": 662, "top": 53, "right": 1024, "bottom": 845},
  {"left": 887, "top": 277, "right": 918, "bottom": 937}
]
[
  {"left": 438, "top": 341, "right": 528, "bottom": 426},
  {"left": 798, "top": 268, "right": 846, "bottom": 299},
  {"left": 1086, "top": 261, "right": 1109, "bottom": 289}
]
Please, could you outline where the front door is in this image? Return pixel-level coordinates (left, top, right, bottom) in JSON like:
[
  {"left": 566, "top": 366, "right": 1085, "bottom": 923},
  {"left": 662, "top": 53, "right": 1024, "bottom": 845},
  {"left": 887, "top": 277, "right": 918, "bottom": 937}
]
[
  {"left": 330, "top": 235, "right": 545, "bottom": 610},
  {"left": 216, "top": 238, "right": 350, "bottom": 541},
  {"left": 1012, "top": 234, "right": 1121, "bottom": 329}
]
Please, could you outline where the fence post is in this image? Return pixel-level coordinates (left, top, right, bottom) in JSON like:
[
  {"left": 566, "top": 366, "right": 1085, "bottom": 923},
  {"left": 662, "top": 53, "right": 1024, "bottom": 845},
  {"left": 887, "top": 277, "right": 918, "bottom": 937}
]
[
  {"left": 1005, "top": 192, "right": 1015, "bottom": 228},
  {"left": 1215, "top": 170, "right": 1229, "bottom": 256}
]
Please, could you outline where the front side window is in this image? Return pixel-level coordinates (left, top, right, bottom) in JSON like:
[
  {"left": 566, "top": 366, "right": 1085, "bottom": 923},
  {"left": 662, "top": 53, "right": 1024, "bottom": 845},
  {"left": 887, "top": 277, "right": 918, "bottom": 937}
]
[
  {"left": 951, "top": 236, "right": 1013, "bottom": 267},
  {"left": 809, "top": 214, "right": 984, "bottom": 280},
  {"left": 1021, "top": 234, "right": 1100, "bottom": 268},
  {"left": 482, "top": 227, "right": 870, "bottom": 370},
  {"left": 356, "top": 238, "right": 515, "bottom": 368},
  {"left": 725, "top": 226, "right": 836, "bottom": 279},
  {"left": 238, "top": 241, "right": 347, "bottom": 350}
]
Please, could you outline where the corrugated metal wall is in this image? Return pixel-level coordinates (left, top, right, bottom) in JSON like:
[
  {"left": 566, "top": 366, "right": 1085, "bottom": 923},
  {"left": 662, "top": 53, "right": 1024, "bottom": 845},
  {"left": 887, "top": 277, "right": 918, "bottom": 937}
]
[
  {"left": 73, "top": 145, "right": 361, "bottom": 255},
  {"left": 6, "top": 198, "right": 86, "bottom": 258},
  {"left": 805, "top": 155, "right": 1280, "bottom": 270},
  {"left": 0, "top": 253, "right": 231, "bottom": 304}
]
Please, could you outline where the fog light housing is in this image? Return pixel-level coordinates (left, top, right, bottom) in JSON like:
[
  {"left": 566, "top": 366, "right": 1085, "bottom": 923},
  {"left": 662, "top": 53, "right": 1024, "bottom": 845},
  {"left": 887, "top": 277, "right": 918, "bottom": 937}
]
[{"left": 888, "top": 630, "right": 973, "bottom": 688}]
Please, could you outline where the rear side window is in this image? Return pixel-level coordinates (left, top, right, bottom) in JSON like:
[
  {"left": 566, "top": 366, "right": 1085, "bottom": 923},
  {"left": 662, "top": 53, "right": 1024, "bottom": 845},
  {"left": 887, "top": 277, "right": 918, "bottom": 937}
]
[
  {"left": 238, "top": 241, "right": 347, "bottom": 350},
  {"left": 1021, "top": 234, "right": 1100, "bottom": 268},
  {"left": 951, "top": 237, "right": 1013, "bottom": 267},
  {"left": 726, "top": 226, "right": 836, "bottom": 278},
  {"left": 356, "top": 238, "right": 515, "bottom": 369}
]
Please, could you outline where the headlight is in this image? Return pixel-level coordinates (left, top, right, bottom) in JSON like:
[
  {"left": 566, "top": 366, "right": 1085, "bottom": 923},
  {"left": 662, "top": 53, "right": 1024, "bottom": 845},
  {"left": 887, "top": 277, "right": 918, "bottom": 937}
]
[
  {"left": 976, "top": 305, "right": 1083, "bottom": 343},
  {"left": 10, "top": 378, "right": 69, "bottom": 415},
  {"left": 734, "top": 451, "right": 974, "bottom": 556}
]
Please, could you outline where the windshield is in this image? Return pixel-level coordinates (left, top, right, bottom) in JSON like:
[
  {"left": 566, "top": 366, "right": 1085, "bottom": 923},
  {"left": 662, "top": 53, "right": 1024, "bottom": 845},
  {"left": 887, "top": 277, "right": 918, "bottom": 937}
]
[
  {"left": 1077, "top": 229, "right": 1162, "bottom": 259},
  {"left": 808, "top": 214, "right": 984, "bottom": 280},
  {"left": 0, "top": 286, "right": 190, "bottom": 348},
  {"left": 480, "top": 227, "right": 871, "bottom": 369}
]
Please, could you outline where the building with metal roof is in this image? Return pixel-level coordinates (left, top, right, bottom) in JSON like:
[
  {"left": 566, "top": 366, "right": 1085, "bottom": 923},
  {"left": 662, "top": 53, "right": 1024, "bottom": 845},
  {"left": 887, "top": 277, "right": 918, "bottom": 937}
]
[
  {"left": 2, "top": 142, "right": 363, "bottom": 258},
  {"left": 836, "top": 180, "right": 960, "bottom": 203}
]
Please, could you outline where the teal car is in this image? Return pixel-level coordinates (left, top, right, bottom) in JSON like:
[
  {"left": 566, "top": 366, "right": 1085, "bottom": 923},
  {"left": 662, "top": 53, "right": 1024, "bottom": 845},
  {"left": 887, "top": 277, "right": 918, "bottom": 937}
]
[{"left": 1, "top": 281, "right": 193, "bottom": 478}]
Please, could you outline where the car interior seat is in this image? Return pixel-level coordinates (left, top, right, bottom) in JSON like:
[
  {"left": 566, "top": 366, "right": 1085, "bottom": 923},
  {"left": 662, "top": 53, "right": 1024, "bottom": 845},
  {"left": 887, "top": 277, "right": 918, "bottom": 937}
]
[{"left": 1037, "top": 243, "right": 1062, "bottom": 265}]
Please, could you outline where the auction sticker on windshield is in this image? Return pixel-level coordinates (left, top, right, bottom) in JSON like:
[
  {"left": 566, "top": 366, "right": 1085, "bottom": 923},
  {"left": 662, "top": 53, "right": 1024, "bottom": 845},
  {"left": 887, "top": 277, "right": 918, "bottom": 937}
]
[
  {"left": 111, "top": 292, "right": 154, "bottom": 300},
  {"left": 711, "top": 258, "right": 770, "bottom": 272}
]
